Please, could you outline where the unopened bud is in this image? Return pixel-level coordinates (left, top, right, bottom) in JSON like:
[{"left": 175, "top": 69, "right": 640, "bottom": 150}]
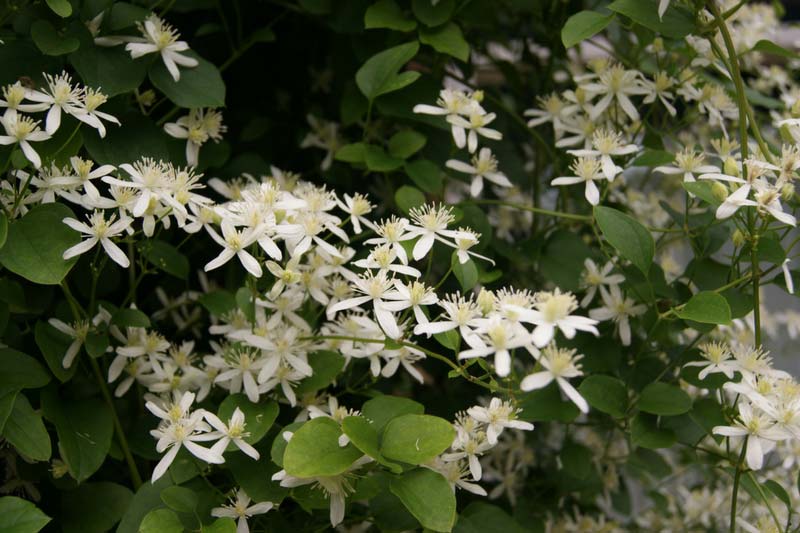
[
  {"left": 471, "top": 90, "right": 484, "bottom": 103},
  {"left": 652, "top": 37, "right": 664, "bottom": 53},
  {"left": 791, "top": 99, "right": 800, "bottom": 117},
  {"left": 723, "top": 156, "right": 740, "bottom": 178},
  {"left": 711, "top": 181, "right": 729, "bottom": 202},
  {"left": 779, "top": 123, "right": 796, "bottom": 144},
  {"left": 781, "top": 182, "right": 796, "bottom": 201},
  {"left": 732, "top": 229, "right": 746, "bottom": 247},
  {"left": 476, "top": 288, "right": 495, "bottom": 315}
]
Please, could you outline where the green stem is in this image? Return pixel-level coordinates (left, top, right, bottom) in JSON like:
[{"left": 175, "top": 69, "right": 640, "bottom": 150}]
[
  {"left": 729, "top": 435, "right": 748, "bottom": 533},
  {"left": 745, "top": 472, "right": 784, "bottom": 533},
  {"left": 465, "top": 199, "right": 591, "bottom": 221}
]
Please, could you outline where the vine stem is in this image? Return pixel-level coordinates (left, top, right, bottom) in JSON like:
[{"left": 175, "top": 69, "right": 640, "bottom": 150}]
[
  {"left": 729, "top": 436, "right": 748, "bottom": 533},
  {"left": 464, "top": 199, "right": 591, "bottom": 221}
]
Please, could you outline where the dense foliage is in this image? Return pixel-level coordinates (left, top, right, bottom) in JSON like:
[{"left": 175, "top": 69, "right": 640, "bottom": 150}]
[{"left": 1, "top": 0, "right": 800, "bottom": 532}]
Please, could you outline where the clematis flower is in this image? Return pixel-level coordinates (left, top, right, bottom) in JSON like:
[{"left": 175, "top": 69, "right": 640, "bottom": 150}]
[
  {"left": 62, "top": 211, "right": 133, "bottom": 268},
  {"left": 446, "top": 148, "right": 512, "bottom": 197},
  {"left": 126, "top": 14, "right": 198, "bottom": 82},
  {"left": 211, "top": 489, "right": 274, "bottom": 533}
]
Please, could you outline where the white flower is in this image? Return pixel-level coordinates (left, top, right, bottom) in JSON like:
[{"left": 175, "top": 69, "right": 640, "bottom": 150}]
[
  {"left": 715, "top": 183, "right": 757, "bottom": 220},
  {"left": 0, "top": 114, "right": 50, "bottom": 168},
  {"left": 520, "top": 345, "right": 588, "bottom": 413},
  {"left": 50, "top": 157, "right": 115, "bottom": 201},
  {"left": 568, "top": 129, "right": 638, "bottom": 181},
  {"left": 73, "top": 88, "right": 120, "bottom": 138},
  {"left": 446, "top": 148, "right": 511, "bottom": 197},
  {"left": 126, "top": 14, "right": 198, "bottom": 82},
  {"left": 164, "top": 108, "right": 226, "bottom": 166},
  {"left": 458, "top": 317, "right": 533, "bottom": 377},
  {"left": 364, "top": 216, "right": 416, "bottom": 265},
  {"left": 551, "top": 156, "right": 606, "bottom": 205},
  {"left": 513, "top": 289, "right": 599, "bottom": 348},
  {"left": 783, "top": 258, "right": 794, "bottom": 294},
  {"left": 211, "top": 489, "right": 274, "bottom": 533},
  {"left": 653, "top": 148, "right": 719, "bottom": 183},
  {"left": 413, "top": 88, "right": 484, "bottom": 118},
  {"left": 579, "top": 258, "right": 624, "bottom": 307},
  {"left": 62, "top": 211, "right": 133, "bottom": 268},
  {"left": 446, "top": 112, "right": 503, "bottom": 153},
  {"left": 24, "top": 72, "right": 84, "bottom": 135},
  {"left": 326, "top": 271, "right": 402, "bottom": 339},
  {"left": 683, "top": 341, "right": 737, "bottom": 380},
  {"left": 466, "top": 398, "right": 533, "bottom": 445},
  {"left": 589, "top": 285, "right": 645, "bottom": 346},
  {"left": 413, "top": 294, "right": 483, "bottom": 347},
  {"left": 407, "top": 204, "right": 457, "bottom": 261},
  {"left": 582, "top": 64, "right": 649, "bottom": 121},
  {"left": 712, "top": 402, "right": 787, "bottom": 471},
  {"left": 337, "top": 193, "right": 375, "bottom": 234},
  {"left": 0, "top": 82, "right": 49, "bottom": 119},
  {"left": 48, "top": 318, "right": 90, "bottom": 368},
  {"left": 204, "top": 220, "right": 265, "bottom": 277},
  {"left": 204, "top": 408, "right": 260, "bottom": 460}
]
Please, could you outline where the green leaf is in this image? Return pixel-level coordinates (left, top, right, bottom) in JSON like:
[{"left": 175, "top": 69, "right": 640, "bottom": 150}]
[
  {"left": 138, "top": 508, "right": 183, "bottom": 533},
  {"left": 283, "top": 417, "right": 363, "bottom": 478},
  {"left": 0, "top": 203, "right": 81, "bottom": 285},
  {"left": 388, "top": 130, "right": 427, "bottom": 159},
  {"left": 227, "top": 452, "right": 288, "bottom": 504},
  {"left": 160, "top": 486, "right": 197, "bottom": 514},
  {"left": 34, "top": 321, "right": 77, "bottom": 383},
  {"left": 381, "top": 414, "right": 454, "bottom": 465},
  {"left": 334, "top": 142, "right": 366, "bottom": 164},
  {"left": 390, "top": 468, "right": 456, "bottom": 532},
  {"left": 395, "top": 185, "right": 426, "bottom": 214},
  {"left": 607, "top": 0, "right": 695, "bottom": 39},
  {"left": 198, "top": 290, "right": 237, "bottom": 317},
  {"left": 83, "top": 113, "right": 169, "bottom": 166},
  {"left": 341, "top": 416, "right": 402, "bottom": 473},
  {"left": 538, "top": 230, "right": 593, "bottom": 292},
  {"left": 356, "top": 42, "right": 420, "bottom": 101},
  {"left": 405, "top": 159, "right": 442, "bottom": 193},
  {"left": 70, "top": 43, "right": 148, "bottom": 97},
  {"left": 454, "top": 502, "right": 527, "bottom": 533},
  {"left": 62, "top": 482, "right": 133, "bottom": 533},
  {"left": 0, "top": 391, "right": 16, "bottom": 434},
  {"left": 451, "top": 253, "right": 478, "bottom": 292},
  {"left": 116, "top": 477, "right": 172, "bottom": 533},
  {"left": 638, "top": 382, "right": 692, "bottom": 416},
  {"left": 365, "top": 0, "right": 417, "bottom": 31},
  {"left": 411, "top": 0, "right": 455, "bottom": 27},
  {"left": 0, "top": 348, "right": 50, "bottom": 392},
  {"left": 85, "top": 331, "right": 109, "bottom": 359},
  {"left": 149, "top": 52, "right": 225, "bottom": 108},
  {"left": 752, "top": 39, "right": 800, "bottom": 60},
  {"left": 46, "top": 0, "right": 72, "bottom": 17},
  {"left": 682, "top": 181, "right": 720, "bottom": 206},
  {"left": 294, "top": 351, "right": 345, "bottom": 395},
  {"left": 138, "top": 239, "right": 189, "bottom": 280},
  {"left": 0, "top": 211, "right": 7, "bottom": 250},
  {"left": 631, "top": 413, "right": 676, "bottom": 449},
  {"left": 561, "top": 442, "right": 593, "bottom": 479},
  {"left": 594, "top": 205, "right": 654, "bottom": 275},
  {"left": 561, "top": 10, "right": 614, "bottom": 48},
  {"left": 42, "top": 391, "right": 113, "bottom": 483},
  {"left": 518, "top": 382, "right": 579, "bottom": 423},
  {"left": 632, "top": 149, "right": 674, "bottom": 167},
  {"left": 202, "top": 518, "right": 237, "bottom": 533},
  {"left": 31, "top": 20, "right": 80, "bottom": 56},
  {"left": 419, "top": 22, "right": 469, "bottom": 62},
  {"left": 217, "top": 394, "right": 278, "bottom": 446},
  {"left": 0, "top": 496, "right": 51, "bottom": 533},
  {"left": 676, "top": 291, "right": 731, "bottom": 325},
  {"left": 111, "top": 308, "right": 151, "bottom": 328},
  {"left": 364, "top": 144, "right": 404, "bottom": 172},
  {"left": 578, "top": 375, "right": 627, "bottom": 417},
  {"left": 362, "top": 395, "right": 424, "bottom": 431},
  {"left": 689, "top": 398, "right": 727, "bottom": 444},
  {"left": 2, "top": 394, "right": 51, "bottom": 461}
]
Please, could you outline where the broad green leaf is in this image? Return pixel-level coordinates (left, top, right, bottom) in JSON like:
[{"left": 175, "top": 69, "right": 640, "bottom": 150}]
[
  {"left": 365, "top": 0, "right": 417, "bottom": 31},
  {"left": 689, "top": 397, "right": 727, "bottom": 444},
  {"left": 42, "top": 391, "right": 113, "bottom": 483},
  {"left": 3, "top": 394, "right": 51, "bottom": 461},
  {"left": 395, "top": 185, "right": 426, "bottom": 214},
  {"left": 70, "top": 43, "right": 148, "bottom": 97},
  {"left": 198, "top": 290, "right": 237, "bottom": 317},
  {"left": 116, "top": 477, "right": 172, "bottom": 533},
  {"left": 355, "top": 42, "right": 420, "bottom": 101},
  {"left": 227, "top": 452, "right": 288, "bottom": 504},
  {"left": 419, "top": 22, "right": 469, "bottom": 62},
  {"left": 0, "top": 204, "right": 80, "bottom": 285},
  {"left": 411, "top": 0, "right": 455, "bottom": 26},
  {"left": 539, "top": 230, "right": 593, "bottom": 292},
  {"left": 202, "top": 518, "right": 237, "bottom": 533},
  {"left": 160, "top": 486, "right": 197, "bottom": 514},
  {"left": 594, "top": 205, "right": 654, "bottom": 275},
  {"left": 561, "top": 442, "right": 593, "bottom": 479},
  {"left": 283, "top": 417, "right": 363, "bottom": 478},
  {"left": 31, "top": 20, "right": 80, "bottom": 56},
  {"left": 452, "top": 253, "right": 478, "bottom": 292},
  {"left": 631, "top": 413, "right": 676, "bottom": 449},
  {"left": 294, "top": 351, "right": 345, "bottom": 395},
  {"left": 762, "top": 479, "right": 791, "bottom": 510},
  {"left": 518, "top": 382, "right": 579, "bottom": 423},
  {"left": 578, "top": 375, "right": 627, "bottom": 417},
  {"left": 34, "top": 320, "right": 77, "bottom": 383},
  {"left": 0, "top": 496, "right": 51, "bottom": 533},
  {"left": 341, "top": 416, "right": 402, "bottom": 473},
  {"left": 682, "top": 181, "right": 720, "bottom": 206},
  {"left": 334, "top": 142, "right": 367, "bottom": 164},
  {"left": 0, "top": 391, "right": 16, "bottom": 434},
  {"left": 632, "top": 149, "right": 674, "bottom": 167},
  {"left": 0, "top": 211, "right": 7, "bottom": 249},
  {"left": 0, "top": 348, "right": 50, "bottom": 392},
  {"left": 607, "top": 0, "right": 695, "bottom": 39},
  {"left": 83, "top": 113, "right": 169, "bottom": 165},
  {"left": 138, "top": 508, "right": 183, "bottom": 533},
  {"left": 85, "top": 331, "right": 109, "bottom": 359},
  {"left": 388, "top": 130, "right": 426, "bottom": 159},
  {"left": 676, "top": 291, "right": 731, "bottom": 325},
  {"left": 111, "top": 307, "right": 151, "bottom": 328},
  {"left": 62, "top": 482, "right": 133, "bottom": 533},
  {"left": 46, "top": 0, "right": 72, "bottom": 17},
  {"left": 638, "top": 382, "right": 692, "bottom": 416},
  {"left": 149, "top": 52, "right": 225, "bottom": 108},
  {"left": 561, "top": 10, "right": 614, "bottom": 48},
  {"left": 405, "top": 159, "right": 442, "bottom": 193},
  {"left": 139, "top": 239, "right": 189, "bottom": 280},
  {"left": 454, "top": 502, "right": 527, "bottom": 533},
  {"left": 390, "top": 468, "right": 456, "bottom": 532},
  {"left": 362, "top": 395, "right": 424, "bottom": 430},
  {"left": 217, "top": 394, "right": 278, "bottom": 445},
  {"left": 381, "top": 414, "right": 454, "bottom": 465},
  {"left": 364, "top": 144, "right": 404, "bottom": 172}
]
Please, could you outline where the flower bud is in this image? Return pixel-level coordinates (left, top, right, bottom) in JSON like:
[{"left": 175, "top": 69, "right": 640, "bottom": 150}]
[
  {"left": 711, "top": 181, "right": 729, "bottom": 202},
  {"left": 652, "top": 37, "right": 664, "bottom": 53},
  {"left": 781, "top": 182, "right": 795, "bottom": 201},
  {"left": 732, "top": 229, "right": 746, "bottom": 247},
  {"left": 477, "top": 288, "right": 495, "bottom": 315},
  {"left": 779, "top": 123, "right": 796, "bottom": 144},
  {"left": 471, "top": 90, "right": 484, "bottom": 103},
  {"left": 723, "top": 156, "right": 740, "bottom": 178},
  {"left": 791, "top": 99, "right": 800, "bottom": 117}
]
